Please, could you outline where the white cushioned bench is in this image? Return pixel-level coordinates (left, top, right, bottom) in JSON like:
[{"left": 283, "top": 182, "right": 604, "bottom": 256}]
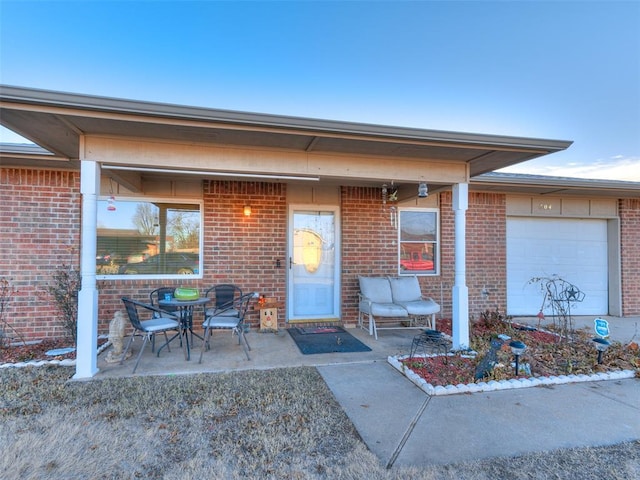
[{"left": 358, "top": 275, "right": 440, "bottom": 339}]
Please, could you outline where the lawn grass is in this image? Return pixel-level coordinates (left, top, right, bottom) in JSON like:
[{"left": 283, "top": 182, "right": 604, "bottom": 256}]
[{"left": 1, "top": 366, "right": 638, "bottom": 479}]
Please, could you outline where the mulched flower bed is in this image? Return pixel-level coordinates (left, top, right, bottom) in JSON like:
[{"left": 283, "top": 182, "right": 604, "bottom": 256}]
[
  {"left": 0, "top": 338, "right": 108, "bottom": 364},
  {"left": 401, "top": 314, "right": 639, "bottom": 387}
]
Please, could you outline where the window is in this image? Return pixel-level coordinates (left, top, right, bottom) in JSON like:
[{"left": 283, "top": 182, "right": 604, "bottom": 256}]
[
  {"left": 96, "top": 199, "right": 202, "bottom": 278},
  {"left": 398, "top": 208, "right": 439, "bottom": 276}
]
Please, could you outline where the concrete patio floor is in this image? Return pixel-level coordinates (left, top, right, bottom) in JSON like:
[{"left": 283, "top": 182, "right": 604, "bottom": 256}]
[
  {"left": 96, "top": 323, "right": 415, "bottom": 378},
  {"left": 96, "top": 314, "right": 639, "bottom": 379}
]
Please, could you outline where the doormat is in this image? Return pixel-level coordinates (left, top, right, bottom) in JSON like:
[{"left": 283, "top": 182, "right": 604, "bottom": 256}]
[
  {"left": 297, "top": 326, "right": 346, "bottom": 335},
  {"left": 288, "top": 327, "right": 372, "bottom": 355}
]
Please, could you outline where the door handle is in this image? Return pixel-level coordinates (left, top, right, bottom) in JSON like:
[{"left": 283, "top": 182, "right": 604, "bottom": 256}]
[{"left": 289, "top": 257, "right": 294, "bottom": 269}]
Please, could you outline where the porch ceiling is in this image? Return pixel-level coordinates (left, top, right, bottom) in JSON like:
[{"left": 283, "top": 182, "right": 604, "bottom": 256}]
[{"left": 0, "top": 85, "right": 572, "bottom": 183}]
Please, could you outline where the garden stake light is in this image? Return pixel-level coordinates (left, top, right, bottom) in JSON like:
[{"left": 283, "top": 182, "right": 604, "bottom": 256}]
[
  {"left": 509, "top": 340, "right": 526, "bottom": 376},
  {"left": 592, "top": 337, "right": 610, "bottom": 364}
]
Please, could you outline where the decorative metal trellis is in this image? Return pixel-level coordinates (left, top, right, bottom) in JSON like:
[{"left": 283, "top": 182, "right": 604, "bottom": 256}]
[{"left": 528, "top": 275, "right": 585, "bottom": 342}]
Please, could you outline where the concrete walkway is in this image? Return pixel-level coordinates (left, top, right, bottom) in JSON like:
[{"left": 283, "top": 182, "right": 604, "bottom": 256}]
[
  {"left": 319, "top": 363, "right": 639, "bottom": 468},
  {"left": 318, "top": 315, "right": 640, "bottom": 467}
]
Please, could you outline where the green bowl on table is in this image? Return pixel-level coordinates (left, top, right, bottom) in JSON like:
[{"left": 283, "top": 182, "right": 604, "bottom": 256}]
[{"left": 174, "top": 287, "right": 199, "bottom": 301}]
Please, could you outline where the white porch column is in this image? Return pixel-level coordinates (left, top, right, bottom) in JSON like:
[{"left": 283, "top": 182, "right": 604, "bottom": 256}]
[
  {"left": 452, "top": 183, "right": 469, "bottom": 350},
  {"left": 74, "top": 160, "right": 100, "bottom": 379}
]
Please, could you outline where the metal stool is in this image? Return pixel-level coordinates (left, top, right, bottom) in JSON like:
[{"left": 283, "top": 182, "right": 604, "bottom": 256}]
[{"left": 409, "top": 329, "right": 449, "bottom": 359}]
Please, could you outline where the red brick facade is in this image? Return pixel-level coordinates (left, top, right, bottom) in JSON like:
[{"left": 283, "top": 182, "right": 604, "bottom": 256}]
[
  {"left": 465, "top": 192, "right": 508, "bottom": 316},
  {"left": 620, "top": 198, "right": 640, "bottom": 316},
  {"left": 0, "top": 168, "right": 81, "bottom": 339},
  {"left": 341, "top": 189, "right": 508, "bottom": 323},
  {"left": 96, "top": 180, "right": 288, "bottom": 333},
  {"left": 341, "top": 186, "right": 398, "bottom": 322},
  {"left": 1, "top": 167, "right": 639, "bottom": 342}
]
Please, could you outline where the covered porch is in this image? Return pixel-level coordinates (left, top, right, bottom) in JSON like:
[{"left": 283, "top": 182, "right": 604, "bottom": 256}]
[{"left": 0, "top": 85, "right": 573, "bottom": 379}]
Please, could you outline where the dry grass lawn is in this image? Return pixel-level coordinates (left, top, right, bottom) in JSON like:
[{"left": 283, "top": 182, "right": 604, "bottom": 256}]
[{"left": 1, "top": 366, "right": 638, "bottom": 479}]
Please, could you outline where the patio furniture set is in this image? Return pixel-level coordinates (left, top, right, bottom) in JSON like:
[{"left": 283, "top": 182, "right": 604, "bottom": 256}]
[
  {"left": 118, "top": 276, "right": 442, "bottom": 373},
  {"left": 120, "top": 284, "right": 258, "bottom": 373}
]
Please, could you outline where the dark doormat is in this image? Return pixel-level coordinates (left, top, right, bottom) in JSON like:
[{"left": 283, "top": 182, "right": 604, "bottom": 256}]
[
  {"left": 297, "top": 326, "right": 346, "bottom": 335},
  {"left": 288, "top": 327, "right": 372, "bottom": 355}
]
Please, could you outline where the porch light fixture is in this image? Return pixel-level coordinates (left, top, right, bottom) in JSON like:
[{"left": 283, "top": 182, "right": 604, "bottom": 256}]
[
  {"left": 592, "top": 337, "right": 610, "bottom": 364},
  {"left": 243, "top": 205, "right": 252, "bottom": 217},
  {"left": 509, "top": 340, "right": 526, "bottom": 376},
  {"left": 418, "top": 183, "right": 428, "bottom": 198}
]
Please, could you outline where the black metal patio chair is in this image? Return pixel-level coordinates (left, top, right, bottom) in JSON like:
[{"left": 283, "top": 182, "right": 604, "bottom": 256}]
[
  {"left": 148, "top": 286, "right": 178, "bottom": 351},
  {"left": 204, "top": 284, "right": 243, "bottom": 318},
  {"left": 121, "top": 297, "right": 181, "bottom": 373},
  {"left": 199, "top": 291, "right": 257, "bottom": 363}
]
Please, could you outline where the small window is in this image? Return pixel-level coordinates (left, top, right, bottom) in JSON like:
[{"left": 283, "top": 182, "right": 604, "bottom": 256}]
[
  {"left": 96, "top": 199, "right": 202, "bottom": 278},
  {"left": 398, "top": 208, "right": 439, "bottom": 276}
]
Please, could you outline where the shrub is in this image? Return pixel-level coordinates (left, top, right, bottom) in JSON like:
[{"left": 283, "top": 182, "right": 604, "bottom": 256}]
[
  {"left": 45, "top": 266, "right": 80, "bottom": 345},
  {"left": 0, "top": 277, "right": 25, "bottom": 348}
]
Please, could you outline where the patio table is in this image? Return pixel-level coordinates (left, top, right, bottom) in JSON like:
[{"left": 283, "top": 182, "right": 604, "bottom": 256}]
[{"left": 158, "top": 297, "right": 210, "bottom": 361}]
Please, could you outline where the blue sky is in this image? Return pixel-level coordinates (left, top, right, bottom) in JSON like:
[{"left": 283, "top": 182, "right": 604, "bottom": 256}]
[{"left": 1, "top": 1, "right": 639, "bottom": 180}]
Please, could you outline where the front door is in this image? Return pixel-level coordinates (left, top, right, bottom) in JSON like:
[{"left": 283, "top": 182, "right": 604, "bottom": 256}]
[{"left": 288, "top": 206, "right": 340, "bottom": 322}]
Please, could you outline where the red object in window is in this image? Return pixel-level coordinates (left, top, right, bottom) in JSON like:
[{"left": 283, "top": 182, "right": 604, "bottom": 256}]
[{"left": 400, "top": 259, "right": 434, "bottom": 271}]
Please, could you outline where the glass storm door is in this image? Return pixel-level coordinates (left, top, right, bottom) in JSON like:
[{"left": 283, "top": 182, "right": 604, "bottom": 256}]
[{"left": 288, "top": 207, "right": 340, "bottom": 321}]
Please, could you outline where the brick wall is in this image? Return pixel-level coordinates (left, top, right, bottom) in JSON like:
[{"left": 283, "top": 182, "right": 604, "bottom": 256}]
[
  {"left": 435, "top": 192, "right": 508, "bottom": 320},
  {"left": 0, "top": 168, "right": 81, "bottom": 340},
  {"left": 97, "top": 180, "right": 288, "bottom": 331},
  {"left": 0, "top": 171, "right": 291, "bottom": 341},
  {"left": 2, "top": 166, "right": 637, "bottom": 342},
  {"left": 341, "top": 188, "right": 507, "bottom": 324},
  {"left": 202, "top": 180, "right": 287, "bottom": 324},
  {"left": 341, "top": 187, "right": 399, "bottom": 323},
  {"left": 466, "top": 192, "right": 507, "bottom": 317},
  {"left": 620, "top": 198, "right": 640, "bottom": 315}
]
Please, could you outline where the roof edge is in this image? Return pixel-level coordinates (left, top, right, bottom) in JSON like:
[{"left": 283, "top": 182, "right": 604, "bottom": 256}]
[
  {"left": 474, "top": 171, "right": 640, "bottom": 189},
  {"left": 0, "top": 84, "right": 573, "bottom": 152}
]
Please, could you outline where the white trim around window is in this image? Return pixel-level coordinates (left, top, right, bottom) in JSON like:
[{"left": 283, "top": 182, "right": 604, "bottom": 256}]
[
  {"left": 96, "top": 197, "right": 204, "bottom": 280},
  {"left": 397, "top": 207, "right": 440, "bottom": 276}
]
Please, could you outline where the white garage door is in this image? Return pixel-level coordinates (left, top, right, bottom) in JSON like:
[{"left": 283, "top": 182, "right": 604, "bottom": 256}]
[{"left": 506, "top": 217, "right": 608, "bottom": 316}]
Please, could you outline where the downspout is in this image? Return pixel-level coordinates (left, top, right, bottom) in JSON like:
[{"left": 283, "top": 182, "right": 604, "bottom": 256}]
[
  {"left": 74, "top": 158, "right": 100, "bottom": 379},
  {"left": 451, "top": 183, "right": 469, "bottom": 350}
]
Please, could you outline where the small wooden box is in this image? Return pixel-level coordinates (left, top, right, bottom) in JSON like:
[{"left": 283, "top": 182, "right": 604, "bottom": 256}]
[{"left": 260, "top": 307, "right": 278, "bottom": 332}]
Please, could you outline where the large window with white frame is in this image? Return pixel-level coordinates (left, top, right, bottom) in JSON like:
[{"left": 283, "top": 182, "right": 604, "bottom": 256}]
[
  {"left": 398, "top": 208, "right": 439, "bottom": 276},
  {"left": 96, "top": 198, "right": 202, "bottom": 278}
]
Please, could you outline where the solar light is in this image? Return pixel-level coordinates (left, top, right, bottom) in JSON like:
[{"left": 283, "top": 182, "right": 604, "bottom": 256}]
[
  {"left": 592, "top": 337, "right": 611, "bottom": 364},
  {"left": 509, "top": 340, "right": 527, "bottom": 376}
]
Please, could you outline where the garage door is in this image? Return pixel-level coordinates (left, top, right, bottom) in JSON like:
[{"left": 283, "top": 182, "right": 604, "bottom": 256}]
[{"left": 506, "top": 217, "right": 608, "bottom": 316}]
